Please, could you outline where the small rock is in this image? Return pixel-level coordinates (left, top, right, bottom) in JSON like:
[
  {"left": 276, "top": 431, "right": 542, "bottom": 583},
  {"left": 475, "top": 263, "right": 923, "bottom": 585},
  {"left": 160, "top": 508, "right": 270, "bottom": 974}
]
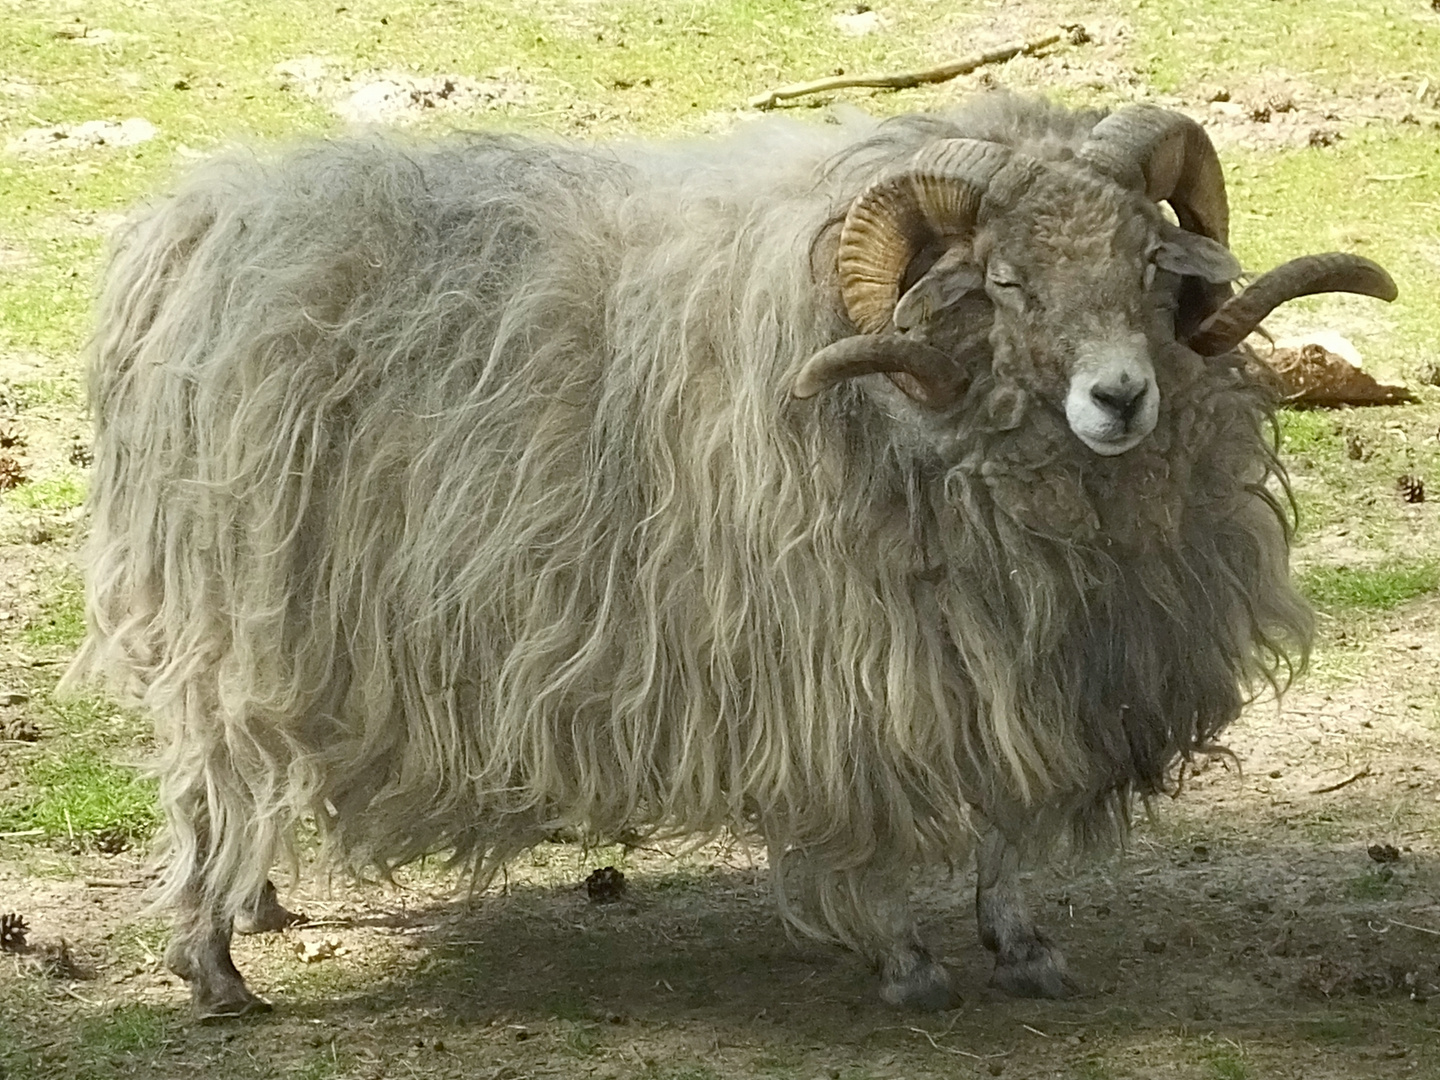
[
  {"left": 833, "top": 9, "right": 883, "bottom": 36},
  {"left": 1142, "top": 937, "right": 1167, "bottom": 954}
]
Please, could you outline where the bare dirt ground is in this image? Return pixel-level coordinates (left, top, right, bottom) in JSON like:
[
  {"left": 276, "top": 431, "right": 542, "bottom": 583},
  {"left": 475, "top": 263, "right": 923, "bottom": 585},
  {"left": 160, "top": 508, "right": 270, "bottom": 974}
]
[{"left": 2, "top": 3, "right": 1438, "bottom": 1078}]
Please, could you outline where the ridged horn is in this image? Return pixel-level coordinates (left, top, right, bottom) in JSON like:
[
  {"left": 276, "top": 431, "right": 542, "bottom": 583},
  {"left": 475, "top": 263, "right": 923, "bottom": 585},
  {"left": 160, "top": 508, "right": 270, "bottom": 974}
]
[
  {"left": 1079, "top": 104, "right": 1229, "bottom": 245},
  {"left": 1187, "top": 254, "right": 1398, "bottom": 356},
  {"left": 793, "top": 334, "right": 971, "bottom": 407},
  {"left": 837, "top": 139, "right": 1019, "bottom": 334}
]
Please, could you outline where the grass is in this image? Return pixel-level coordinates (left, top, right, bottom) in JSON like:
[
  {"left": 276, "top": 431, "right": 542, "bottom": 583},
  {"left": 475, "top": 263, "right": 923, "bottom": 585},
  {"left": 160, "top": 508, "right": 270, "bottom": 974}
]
[
  {"left": 1346, "top": 866, "right": 1404, "bottom": 902},
  {"left": 1299, "top": 561, "right": 1440, "bottom": 613},
  {"left": 20, "top": 572, "right": 85, "bottom": 649},
  {"left": 0, "top": 744, "right": 158, "bottom": 839},
  {"left": 77, "top": 1005, "right": 169, "bottom": 1057},
  {"left": 1203, "top": 1051, "right": 1250, "bottom": 1080},
  {"left": 3, "top": 471, "right": 86, "bottom": 511}
]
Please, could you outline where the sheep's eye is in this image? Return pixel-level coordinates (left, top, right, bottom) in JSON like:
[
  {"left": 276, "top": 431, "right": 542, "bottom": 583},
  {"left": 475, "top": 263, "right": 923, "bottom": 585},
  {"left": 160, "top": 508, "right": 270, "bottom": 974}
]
[{"left": 989, "top": 275, "right": 1023, "bottom": 289}]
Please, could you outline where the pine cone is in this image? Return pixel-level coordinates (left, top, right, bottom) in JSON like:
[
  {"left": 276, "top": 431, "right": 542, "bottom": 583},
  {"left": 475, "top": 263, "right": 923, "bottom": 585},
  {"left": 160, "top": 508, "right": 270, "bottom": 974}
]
[
  {"left": 584, "top": 866, "right": 626, "bottom": 903},
  {"left": 0, "top": 456, "right": 25, "bottom": 492},
  {"left": 1398, "top": 475, "right": 1425, "bottom": 504},
  {"left": 0, "top": 423, "right": 23, "bottom": 449},
  {"left": 93, "top": 826, "right": 131, "bottom": 854},
  {"left": 0, "top": 912, "right": 28, "bottom": 952}
]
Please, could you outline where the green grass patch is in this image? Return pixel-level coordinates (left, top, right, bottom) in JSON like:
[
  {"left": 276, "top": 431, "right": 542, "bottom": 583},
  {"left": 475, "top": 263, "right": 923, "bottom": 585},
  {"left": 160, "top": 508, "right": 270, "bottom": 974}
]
[
  {"left": 1346, "top": 866, "right": 1404, "bottom": 901},
  {"left": 1296, "top": 1016, "right": 1368, "bottom": 1045},
  {"left": 1278, "top": 410, "right": 1336, "bottom": 459},
  {"left": 1203, "top": 1050, "right": 1249, "bottom": 1080},
  {"left": 20, "top": 573, "right": 85, "bottom": 649},
  {"left": 0, "top": 745, "right": 158, "bottom": 840},
  {"left": 77, "top": 1005, "right": 168, "bottom": 1057},
  {"left": 3, "top": 471, "right": 86, "bottom": 511},
  {"left": 1300, "top": 561, "right": 1440, "bottom": 613},
  {"left": 1135, "top": 0, "right": 1438, "bottom": 98}
]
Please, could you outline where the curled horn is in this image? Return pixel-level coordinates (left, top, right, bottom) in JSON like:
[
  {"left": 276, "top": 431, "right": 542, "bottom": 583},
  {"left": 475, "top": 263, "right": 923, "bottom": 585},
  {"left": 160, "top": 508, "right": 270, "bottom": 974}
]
[
  {"left": 797, "top": 139, "right": 1028, "bottom": 408},
  {"left": 837, "top": 138, "right": 1019, "bottom": 334},
  {"left": 793, "top": 334, "right": 977, "bottom": 406},
  {"left": 1078, "top": 104, "right": 1229, "bottom": 244},
  {"left": 1187, "top": 254, "right": 1398, "bottom": 357}
]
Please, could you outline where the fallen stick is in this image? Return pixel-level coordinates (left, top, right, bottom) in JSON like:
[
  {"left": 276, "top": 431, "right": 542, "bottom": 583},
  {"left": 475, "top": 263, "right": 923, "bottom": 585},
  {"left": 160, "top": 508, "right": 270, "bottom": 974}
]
[
  {"left": 749, "top": 26, "right": 1089, "bottom": 110},
  {"left": 1388, "top": 918, "right": 1440, "bottom": 937},
  {"left": 1310, "top": 765, "right": 1371, "bottom": 794},
  {"left": 0, "top": 828, "right": 45, "bottom": 839}
]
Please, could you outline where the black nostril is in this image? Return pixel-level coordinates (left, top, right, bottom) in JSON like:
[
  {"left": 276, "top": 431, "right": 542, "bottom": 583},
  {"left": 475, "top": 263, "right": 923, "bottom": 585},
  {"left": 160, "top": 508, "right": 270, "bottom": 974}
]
[{"left": 1090, "top": 380, "right": 1147, "bottom": 424}]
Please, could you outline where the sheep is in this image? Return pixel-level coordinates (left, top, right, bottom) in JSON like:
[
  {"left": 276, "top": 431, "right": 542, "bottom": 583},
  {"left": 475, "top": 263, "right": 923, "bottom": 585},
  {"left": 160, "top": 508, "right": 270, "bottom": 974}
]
[{"left": 70, "top": 93, "right": 1396, "bottom": 1018}]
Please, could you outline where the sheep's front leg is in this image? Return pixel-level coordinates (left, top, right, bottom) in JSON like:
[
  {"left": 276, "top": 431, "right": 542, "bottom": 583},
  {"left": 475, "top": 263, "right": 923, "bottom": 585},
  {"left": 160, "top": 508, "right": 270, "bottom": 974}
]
[
  {"left": 233, "top": 879, "right": 303, "bottom": 935},
  {"left": 975, "top": 828, "right": 1075, "bottom": 998}
]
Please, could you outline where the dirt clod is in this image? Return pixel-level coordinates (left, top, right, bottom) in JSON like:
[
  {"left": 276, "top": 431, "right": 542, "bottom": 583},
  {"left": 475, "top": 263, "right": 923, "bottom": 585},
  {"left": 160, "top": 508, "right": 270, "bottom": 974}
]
[
  {"left": 1368, "top": 842, "right": 1401, "bottom": 863},
  {"left": 585, "top": 865, "right": 627, "bottom": 903},
  {"left": 1265, "top": 344, "right": 1414, "bottom": 406},
  {"left": 1142, "top": 937, "right": 1167, "bottom": 954}
]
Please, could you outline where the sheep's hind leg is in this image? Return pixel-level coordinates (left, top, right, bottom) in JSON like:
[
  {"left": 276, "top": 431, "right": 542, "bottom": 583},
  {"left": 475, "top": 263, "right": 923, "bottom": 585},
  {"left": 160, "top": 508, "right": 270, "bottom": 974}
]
[
  {"left": 233, "top": 879, "right": 304, "bottom": 935},
  {"left": 162, "top": 808, "right": 270, "bottom": 1019},
  {"left": 165, "top": 887, "right": 270, "bottom": 1020},
  {"left": 976, "top": 828, "right": 1075, "bottom": 999},
  {"left": 844, "top": 861, "right": 959, "bottom": 1010}
]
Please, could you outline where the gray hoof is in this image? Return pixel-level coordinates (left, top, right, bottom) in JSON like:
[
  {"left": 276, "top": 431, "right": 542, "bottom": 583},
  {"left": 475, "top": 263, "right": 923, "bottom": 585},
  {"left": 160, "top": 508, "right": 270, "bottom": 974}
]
[
  {"left": 880, "top": 950, "right": 961, "bottom": 1011},
  {"left": 167, "top": 936, "right": 270, "bottom": 1021},
  {"left": 990, "top": 934, "right": 1077, "bottom": 999},
  {"left": 234, "top": 880, "right": 304, "bottom": 935},
  {"left": 195, "top": 989, "right": 272, "bottom": 1022}
]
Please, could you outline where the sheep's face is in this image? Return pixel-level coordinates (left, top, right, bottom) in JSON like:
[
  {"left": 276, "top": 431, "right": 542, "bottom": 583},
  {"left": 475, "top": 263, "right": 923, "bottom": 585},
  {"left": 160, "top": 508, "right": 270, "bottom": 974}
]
[
  {"left": 796, "top": 112, "right": 1393, "bottom": 461},
  {"left": 970, "top": 178, "right": 1173, "bottom": 457}
]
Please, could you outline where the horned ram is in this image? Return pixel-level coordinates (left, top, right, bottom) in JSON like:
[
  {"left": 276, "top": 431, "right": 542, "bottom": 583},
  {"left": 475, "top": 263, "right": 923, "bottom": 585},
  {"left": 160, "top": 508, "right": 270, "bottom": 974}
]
[{"left": 70, "top": 95, "right": 1396, "bottom": 1017}]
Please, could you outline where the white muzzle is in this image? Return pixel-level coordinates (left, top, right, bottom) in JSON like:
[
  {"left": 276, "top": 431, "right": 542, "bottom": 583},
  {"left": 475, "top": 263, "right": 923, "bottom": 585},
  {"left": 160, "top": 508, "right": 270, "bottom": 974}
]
[{"left": 1063, "top": 334, "right": 1158, "bottom": 456}]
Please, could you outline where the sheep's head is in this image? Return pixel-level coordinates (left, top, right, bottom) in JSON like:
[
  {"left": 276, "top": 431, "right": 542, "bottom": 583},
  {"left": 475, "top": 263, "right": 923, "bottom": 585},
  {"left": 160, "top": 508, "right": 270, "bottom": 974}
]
[{"left": 795, "top": 105, "right": 1396, "bottom": 458}]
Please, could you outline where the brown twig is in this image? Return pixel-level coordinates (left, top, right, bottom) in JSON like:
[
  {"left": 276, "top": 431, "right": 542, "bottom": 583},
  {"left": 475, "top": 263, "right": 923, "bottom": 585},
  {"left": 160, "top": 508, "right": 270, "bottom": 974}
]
[
  {"left": 749, "top": 26, "right": 1089, "bottom": 110},
  {"left": 904, "top": 1025, "right": 1008, "bottom": 1061},
  {"left": 1310, "top": 765, "right": 1371, "bottom": 794},
  {"left": 83, "top": 878, "right": 144, "bottom": 888}
]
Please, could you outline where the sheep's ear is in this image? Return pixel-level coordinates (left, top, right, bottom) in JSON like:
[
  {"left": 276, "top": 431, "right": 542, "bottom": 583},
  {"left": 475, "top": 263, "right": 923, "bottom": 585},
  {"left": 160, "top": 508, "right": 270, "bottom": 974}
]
[
  {"left": 1155, "top": 223, "right": 1241, "bottom": 284},
  {"left": 893, "top": 247, "right": 984, "bottom": 331}
]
